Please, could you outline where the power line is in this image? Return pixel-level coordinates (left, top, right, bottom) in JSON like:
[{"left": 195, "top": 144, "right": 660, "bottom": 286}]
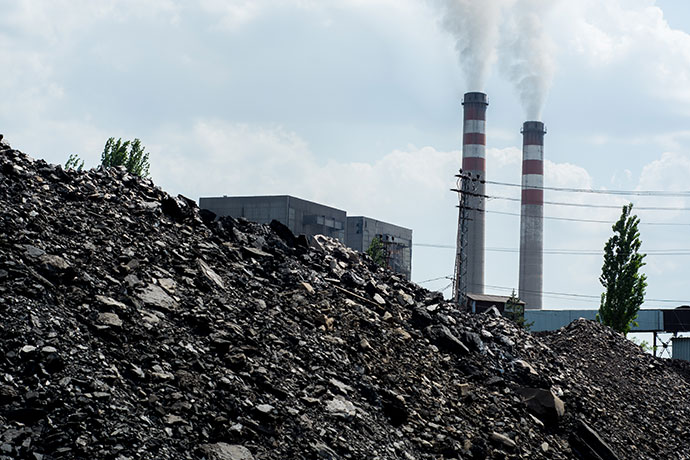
[
  {"left": 414, "top": 243, "right": 455, "bottom": 248},
  {"left": 484, "top": 283, "right": 690, "bottom": 304},
  {"left": 466, "top": 176, "right": 690, "bottom": 197},
  {"left": 413, "top": 278, "right": 690, "bottom": 304},
  {"left": 452, "top": 189, "right": 690, "bottom": 225},
  {"left": 436, "top": 282, "right": 453, "bottom": 293},
  {"left": 417, "top": 275, "right": 453, "bottom": 284},
  {"left": 485, "top": 194, "right": 690, "bottom": 211},
  {"left": 414, "top": 243, "right": 690, "bottom": 255},
  {"left": 484, "top": 209, "right": 690, "bottom": 226}
]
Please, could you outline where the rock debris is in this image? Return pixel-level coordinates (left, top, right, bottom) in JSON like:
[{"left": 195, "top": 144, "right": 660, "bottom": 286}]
[{"left": 0, "top": 140, "right": 688, "bottom": 459}]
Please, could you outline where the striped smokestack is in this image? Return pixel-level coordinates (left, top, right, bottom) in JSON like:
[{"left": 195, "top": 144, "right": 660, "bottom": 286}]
[
  {"left": 462, "top": 92, "right": 488, "bottom": 295},
  {"left": 519, "top": 121, "right": 546, "bottom": 309}
]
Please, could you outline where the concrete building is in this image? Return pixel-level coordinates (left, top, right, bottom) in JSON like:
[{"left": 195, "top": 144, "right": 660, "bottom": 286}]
[
  {"left": 346, "top": 216, "right": 412, "bottom": 279},
  {"left": 465, "top": 294, "right": 526, "bottom": 315},
  {"left": 199, "top": 195, "right": 346, "bottom": 242},
  {"left": 198, "top": 195, "right": 413, "bottom": 279}
]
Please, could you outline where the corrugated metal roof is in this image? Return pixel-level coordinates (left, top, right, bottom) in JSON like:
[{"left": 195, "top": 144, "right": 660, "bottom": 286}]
[{"left": 466, "top": 293, "right": 525, "bottom": 305}]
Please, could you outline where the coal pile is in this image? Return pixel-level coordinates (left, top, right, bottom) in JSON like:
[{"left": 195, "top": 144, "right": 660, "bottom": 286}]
[{"left": 2, "top": 140, "right": 690, "bottom": 460}]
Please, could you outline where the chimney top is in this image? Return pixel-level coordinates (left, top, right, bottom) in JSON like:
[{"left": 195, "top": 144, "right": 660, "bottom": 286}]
[
  {"left": 462, "top": 92, "right": 489, "bottom": 105},
  {"left": 521, "top": 121, "right": 546, "bottom": 134}
]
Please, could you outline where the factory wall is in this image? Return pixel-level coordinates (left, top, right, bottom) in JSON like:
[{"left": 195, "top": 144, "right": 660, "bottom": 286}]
[
  {"left": 199, "top": 195, "right": 346, "bottom": 242},
  {"left": 346, "top": 216, "right": 412, "bottom": 279},
  {"left": 199, "top": 196, "right": 411, "bottom": 279}
]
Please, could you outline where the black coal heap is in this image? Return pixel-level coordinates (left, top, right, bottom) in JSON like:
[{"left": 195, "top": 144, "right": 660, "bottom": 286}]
[{"left": 1, "top": 140, "right": 689, "bottom": 459}]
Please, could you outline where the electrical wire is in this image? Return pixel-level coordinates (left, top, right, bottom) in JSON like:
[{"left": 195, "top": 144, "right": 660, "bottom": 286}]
[
  {"left": 469, "top": 176, "right": 690, "bottom": 197},
  {"left": 483, "top": 284, "right": 690, "bottom": 304},
  {"left": 451, "top": 187, "right": 690, "bottom": 225},
  {"left": 413, "top": 243, "right": 690, "bottom": 256},
  {"left": 435, "top": 282, "right": 453, "bottom": 293},
  {"left": 485, "top": 194, "right": 690, "bottom": 211},
  {"left": 417, "top": 275, "right": 453, "bottom": 284},
  {"left": 414, "top": 279, "right": 690, "bottom": 305},
  {"left": 484, "top": 209, "right": 690, "bottom": 226}
]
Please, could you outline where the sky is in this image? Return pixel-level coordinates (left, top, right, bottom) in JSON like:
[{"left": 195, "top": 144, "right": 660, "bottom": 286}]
[{"left": 2, "top": 0, "right": 690, "bottom": 310}]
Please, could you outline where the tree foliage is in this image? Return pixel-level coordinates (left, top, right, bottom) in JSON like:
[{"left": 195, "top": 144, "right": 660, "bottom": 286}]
[
  {"left": 598, "top": 203, "right": 647, "bottom": 335},
  {"left": 101, "top": 137, "right": 150, "bottom": 177},
  {"left": 504, "top": 290, "right": 532, "bottom": 330},
  {"left": 366, "top": 236, "right": 387, "bottom": 268},
  {"left": 65, "top": 154, "right": 84, "bottom": 171}
]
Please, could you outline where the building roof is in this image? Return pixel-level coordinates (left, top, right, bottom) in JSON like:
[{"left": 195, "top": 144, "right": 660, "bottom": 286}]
[
  {"left": 466, "top": 293, "right": 526, "bottom": 305},
  {"left": 347, "top": 215, "right": 412, "bottom": 232},
  {"left": 199, "top": 194, "right": 347, "bottom": 214}
]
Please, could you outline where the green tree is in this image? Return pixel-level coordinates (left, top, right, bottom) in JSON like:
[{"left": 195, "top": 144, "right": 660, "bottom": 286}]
[
  {"left": 598, "top": 203, "right": 647, "bottom": 335},
  {"left": 366, "top": 236, "right": 387, "bottom": 268},
  {"left": 101, "top": 137, "right": 150, "bottom": 177},
  {"left": 504, "top": 290, "right": 532, "bottom": 330},
  {"left": 65, "top": 154, "right": 84, "bottom": 171}
]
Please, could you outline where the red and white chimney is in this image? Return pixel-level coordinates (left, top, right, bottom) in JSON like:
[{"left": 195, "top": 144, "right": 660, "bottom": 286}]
[
  {"left": 519, "top": 121, "right": 546, "bottom": 309},
  {"left": 462, "top": 92, "right": 488, "bottom": 295}
]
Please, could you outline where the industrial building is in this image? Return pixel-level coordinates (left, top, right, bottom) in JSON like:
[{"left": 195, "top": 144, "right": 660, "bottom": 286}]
[
  {"left": 526, "top": 307, "right": 690, "bottom": 359},
  {"left": 465, "top": 294, "right": 526, "bottom": 315},
  {"left": 199, "top": 195, "right": 346, "bottom": 242},
  {"left": 346, "top": 216, "right": 412, "bottom": 279},
  {"left": 199, "top": 195, "right": 412, "bottom": 279}
]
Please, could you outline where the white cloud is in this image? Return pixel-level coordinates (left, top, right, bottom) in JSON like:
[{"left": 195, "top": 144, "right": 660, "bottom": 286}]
[
  {"left": 633, "top": 151, "right": 690, "bottom": 220},
  {"left": 198, "top": 0, "right": 269, "bottom": 29},
  {"left": 151, "top": 120, "right": 460, "bottom": 225},
  {"left": 487, "top": 146, "right": 521, "bottom": 167},
  {"left": 545, "top": 160, "right": 592, "bottom": 189},
  {"left": 553, "top": 0, "right": 690, "bottom": 105},
  {"left": 638, "top": 151, "right": 690, "bottom": 190}
]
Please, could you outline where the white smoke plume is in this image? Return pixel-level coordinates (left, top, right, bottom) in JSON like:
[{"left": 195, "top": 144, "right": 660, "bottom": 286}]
[
  {"left": 436, "top": 0, "right": 507, "bottom": 91},
  {"left": 498, "top": 0, "right": 556, "bottom": 120},
  {"left": 436, "top": 0, "right": 556, "bottom": 119}
]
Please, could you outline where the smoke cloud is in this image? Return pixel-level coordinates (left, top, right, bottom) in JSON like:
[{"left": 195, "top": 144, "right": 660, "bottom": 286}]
[
  {"left": 436, "top": 0, "right": 506, "bottom": 92},
  {"left": 436, "top": 0, "right": 556, "bottom": 120},
  {"left": 498, "top": 0, "right": 556, "bottom": 120}
]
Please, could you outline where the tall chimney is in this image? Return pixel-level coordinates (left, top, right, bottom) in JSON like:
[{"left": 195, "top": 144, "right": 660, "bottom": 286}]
[
  {"left": 462, "top": 92, "right": 488, "bottom": 295},
  {"left": 519, "top": 121, "right": 546, "bottom": 309}
]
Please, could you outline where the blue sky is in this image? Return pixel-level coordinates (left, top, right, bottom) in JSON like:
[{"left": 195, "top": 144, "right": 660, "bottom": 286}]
[{"left": 2, "top": 0, "right": 690, "bottom": 309}]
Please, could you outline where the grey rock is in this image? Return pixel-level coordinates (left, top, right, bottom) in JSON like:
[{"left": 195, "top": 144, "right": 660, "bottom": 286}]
[
  {"left": 518, "top": 387, "right": 565, "bottom": 423},
  {"left": 24, "top": 245, "right": 45, "bottom": 258},
  {"left": 569, "top": 419, "right": 620, "bottom": 460},
  {"left": 256, "top": 404, "right": 274, "bottom": 414},
  {"left": 138, "top": 283, "right": 178, "bottom": 311},
  {"left": 98, "top": 312, "right": 123, "bottom": 328},
  {"left": 199, "top": 443, "right": 254, "bottom": 460},
  {"left": 490, "top": 432, "right": 516, "bottom": 449},
  {"left": 311, "top": 442, "right": 339, "bottom": 460},
  {"left": 197, "top": 258, "right": 225, "bottom": 289},
  {"left": 326, "top": 396, "right": 356, "bottom": 420},
  {"left": 424, "top": 324, "right": 470, "bottom": 356},
  {"left": 95, "top": 295, "right": 128, "bottom": 311}
]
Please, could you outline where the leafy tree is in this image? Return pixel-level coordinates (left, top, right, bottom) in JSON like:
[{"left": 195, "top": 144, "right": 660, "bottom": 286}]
[
  {"left": 101, "top": 137, "right": 150, "bottom": 177},
  {"left": 597, "top": 203, "right": 647, "bottom": 335},
  {"left": 65, "top": 154, "right": 84, "bottom": 171},
  {"left": 366, "top": 236, "right": 387, "bottom": 268},
  {"left": 630, "top": 336, "right": 655, "bottom": 354},
  {"left": 504, "top": 289, "right": 533, "bottom": 330}
]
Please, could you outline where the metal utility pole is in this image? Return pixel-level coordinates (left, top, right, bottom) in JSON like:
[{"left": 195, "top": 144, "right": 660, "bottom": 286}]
[{"left": 452, "top": 171, "right": 476, "bottom": 306}]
